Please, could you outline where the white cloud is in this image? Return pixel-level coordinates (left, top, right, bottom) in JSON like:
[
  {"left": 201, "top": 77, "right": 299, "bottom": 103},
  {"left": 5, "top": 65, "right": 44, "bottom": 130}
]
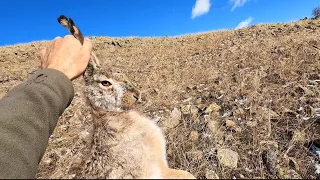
[
  {"left": 191, "top": 0, "right": 211, "bottom": 19},
  {"left": 236, "top": 17, "right": 254, "bottom": 29},
  {"left": 230, "top": 0, "right": 250, "bottom": 11}
]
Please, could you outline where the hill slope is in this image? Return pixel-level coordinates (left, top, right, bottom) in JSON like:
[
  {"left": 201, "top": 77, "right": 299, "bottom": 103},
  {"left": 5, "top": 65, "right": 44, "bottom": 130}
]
[{"left": 0, "top": 19, "right": 320, "bottom": 179}]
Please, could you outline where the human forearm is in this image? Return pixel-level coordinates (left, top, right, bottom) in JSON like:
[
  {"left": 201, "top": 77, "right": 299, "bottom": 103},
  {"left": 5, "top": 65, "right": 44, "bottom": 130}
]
[{"left": 0, "top": 68, "right": 74, "bottom": 178}]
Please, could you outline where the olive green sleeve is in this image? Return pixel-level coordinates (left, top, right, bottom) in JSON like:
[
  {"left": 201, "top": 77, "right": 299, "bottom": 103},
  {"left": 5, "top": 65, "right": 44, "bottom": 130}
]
[{"left": 0, "top": 68, "right": 74, "bottom": 178}]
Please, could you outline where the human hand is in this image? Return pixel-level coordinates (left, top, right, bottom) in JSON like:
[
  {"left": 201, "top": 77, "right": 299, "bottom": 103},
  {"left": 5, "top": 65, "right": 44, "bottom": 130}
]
[{"left": 40, "top": 35, "right": 92, "bottom": 80}]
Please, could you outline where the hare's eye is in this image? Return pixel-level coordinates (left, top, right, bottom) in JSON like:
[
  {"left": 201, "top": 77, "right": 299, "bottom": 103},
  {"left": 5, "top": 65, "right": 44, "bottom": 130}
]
[{"left": 101, "top": 80, "right": 112, "bottom": 87}]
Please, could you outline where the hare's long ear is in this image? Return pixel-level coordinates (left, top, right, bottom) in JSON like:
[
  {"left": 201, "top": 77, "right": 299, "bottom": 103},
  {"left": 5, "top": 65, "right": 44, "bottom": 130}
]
[
  {"left": 57, "top": 15, "right": 84, "bottom": 45},
  {"left": 57, "top": 15, "right": 101, "bottom": 68}
]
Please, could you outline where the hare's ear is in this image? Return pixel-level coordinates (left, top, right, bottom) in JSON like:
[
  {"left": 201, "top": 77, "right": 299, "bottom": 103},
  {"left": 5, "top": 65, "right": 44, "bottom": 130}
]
[
  {"left": 68, "top": 18, "right": 84, "bottom": 45},
  {"left": 57, "top": 15, "right": 69, "bottom": 28},
  {"left": 83, "top": 62, "right": 95, "bottom": 84},
  {"left": 90, "top": 52, "right": 101, "bottom": 69},
  {"left": 57, "top": 15, "right": 84, "bottom": 45}
]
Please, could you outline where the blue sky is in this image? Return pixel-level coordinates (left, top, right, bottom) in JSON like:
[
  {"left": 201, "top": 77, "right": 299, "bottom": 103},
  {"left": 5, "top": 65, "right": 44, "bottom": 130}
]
[{"left": 0, "top": 0, "right": 318, "bottom": 46}]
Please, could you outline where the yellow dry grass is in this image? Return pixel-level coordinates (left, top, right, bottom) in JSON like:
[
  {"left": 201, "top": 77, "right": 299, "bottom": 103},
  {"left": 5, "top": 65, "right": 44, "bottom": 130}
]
[{"left": 0, "top": 18, "right": 319, "bottom": 179}]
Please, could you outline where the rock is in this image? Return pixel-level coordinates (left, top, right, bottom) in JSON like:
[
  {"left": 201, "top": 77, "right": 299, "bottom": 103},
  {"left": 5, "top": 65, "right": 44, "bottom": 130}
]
[
  {"left": 258, "top": 107, "right": 279, "bottom": 120},
  {"left": 208, "top": 120, "right": 220, "bottom": 134},
  {"left": 224, "top": 120, "right": 241, "bottom": 132},
  {"left": 195, "top": 97, "right": 202, "bottom": 104},
  {"left": 71, "top": 156, "right": 83, "bottom": 166},
  {"left": 278, "top": 168, "right": 302, "bottom": 179},
  {"left": 205, "top": 170, "right": 219, "bottom": 179},
  {"left": 225, "top": 120, "right": 236, "bottom": 128},
  {"left": 203, "top": 91, "right": 211, "bottom": 98},
  {"left": 205, "top": 103, "right": 221, "bottom": 114},
  {"left": 292, "top": 131, "right": 306, "bottom": 143},
  {"left": 217, "top": 149, "right": 239, "bottom": 169},
  {"left": 234, "top": 108, "right": 245, "bottom": 115},
  {"left": 163, "top": 108, "right": 181, "bottom": 128},
  {"left": 190, "top": 106, "right": 199, "bottom": 120},
  {"left": 262, "top": 149, "right": 278, "bottom": 175},
  {"left": 246, "top": 121, "right": 258, "bottom": 128},
  {"left": 189, "top": 131, "right": 199, "bottom": 141},
  {"left": 181, "top": 105, "right": 192, "bottom": 115}
]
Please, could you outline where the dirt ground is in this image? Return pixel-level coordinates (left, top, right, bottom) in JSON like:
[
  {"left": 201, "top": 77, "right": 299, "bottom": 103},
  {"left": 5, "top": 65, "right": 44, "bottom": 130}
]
[{"left": 0, "top": 18, "right": 320, "bottom": 179}]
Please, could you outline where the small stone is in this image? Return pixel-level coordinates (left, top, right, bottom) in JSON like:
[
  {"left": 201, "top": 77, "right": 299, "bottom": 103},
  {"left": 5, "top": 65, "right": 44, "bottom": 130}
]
[
  {"left": 181, "top": 105, "right": 192, "bottom": 115},
  {"left": 205, "top": 103, "right": 221, "bottom": 113},
  {"left": 189, "top": 131, "right": 199, "bottom": 141},
  {"left": 246, "top": 121, "right": 258, "bottom": 128},
  {"left": 205, "top": 170, "right": 219, "bottom": 179},
  {"left": 163, "top": 107, "right": 181, "bottom": 128},
  {"left": 71, "top": 156, "right": 83, "bottom": 166},
  {"left": 195, "top": 97, "right": 202, "bottom": 104},
  {"left": 203, "top": 91, "right": 211, "bottom": 98},
  {"left": 225, "top": 120, "right": 236, "bottom": 128},
  {"left": 292, "top": 131, "right": 306, "bottom": 143},
  {"left": 208, "top": 121, "right": 220, "bottom": 134},
  {"left": 278, "top": 168, "right": 302, "bottom": 179},
  {"left": 262, "top": 149, "right": 278, "bottom": 175},
  {"left": 190, "top": 106, "right": 199, "bottom": 120},
  {"left": 217, "top": 149, "right": 239, "bottom": 169},
  {"left": 234, "top": 108, "right": 244, "bottom": 115}
]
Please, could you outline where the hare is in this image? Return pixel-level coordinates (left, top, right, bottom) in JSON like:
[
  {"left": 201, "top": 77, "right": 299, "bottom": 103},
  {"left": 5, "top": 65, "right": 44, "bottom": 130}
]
[{"left": 57, "top": 15, "right": 195, "bottom": 179}]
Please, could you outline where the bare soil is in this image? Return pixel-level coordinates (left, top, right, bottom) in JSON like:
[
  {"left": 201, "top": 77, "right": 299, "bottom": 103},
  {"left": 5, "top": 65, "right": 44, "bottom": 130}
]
[{"left": 0, "top": 18, "right": 320, "bottom": 179}]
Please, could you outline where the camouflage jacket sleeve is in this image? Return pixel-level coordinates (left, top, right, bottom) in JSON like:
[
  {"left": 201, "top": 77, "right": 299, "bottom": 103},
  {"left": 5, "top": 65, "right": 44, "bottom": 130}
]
[{"left": 0, "top": 68, "right": 74, "bottom": 178}]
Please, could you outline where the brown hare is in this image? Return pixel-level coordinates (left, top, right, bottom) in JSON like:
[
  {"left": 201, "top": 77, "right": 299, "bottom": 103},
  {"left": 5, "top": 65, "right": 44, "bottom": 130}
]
[{"left": 57, "top": 15, "right": 195, "bottom": 179}]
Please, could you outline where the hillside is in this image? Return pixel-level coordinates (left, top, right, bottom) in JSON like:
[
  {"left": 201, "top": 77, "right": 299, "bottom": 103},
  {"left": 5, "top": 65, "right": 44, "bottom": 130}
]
[{"left": 0, "top": 18, "right": 320, "bottom": 179}]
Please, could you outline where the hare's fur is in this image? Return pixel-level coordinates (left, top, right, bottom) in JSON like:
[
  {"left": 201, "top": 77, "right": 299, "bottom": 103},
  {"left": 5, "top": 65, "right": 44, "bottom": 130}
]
[{"left": 81, "top": 73, "right": 195, "bottom": 179}]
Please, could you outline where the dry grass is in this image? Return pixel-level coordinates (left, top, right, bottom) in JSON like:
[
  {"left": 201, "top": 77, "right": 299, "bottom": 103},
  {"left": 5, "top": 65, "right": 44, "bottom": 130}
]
[{"left": 0, "top": 18, "right": 320, "bottom": 179}]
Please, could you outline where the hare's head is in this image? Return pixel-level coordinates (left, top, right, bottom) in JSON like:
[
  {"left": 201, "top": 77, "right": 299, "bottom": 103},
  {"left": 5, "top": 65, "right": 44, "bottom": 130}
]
[
  {"left": 57, "top": 15, "right": 141, "bottom": 111},
  {"left": 84, "top": 66, "right": 141, "bottom": 112}
]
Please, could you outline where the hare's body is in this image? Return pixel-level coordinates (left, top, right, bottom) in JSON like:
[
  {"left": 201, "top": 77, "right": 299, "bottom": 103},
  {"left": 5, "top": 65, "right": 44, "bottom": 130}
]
[
  {"left": 81, "top": 78, "right": 194, "bottom": 179},
  {"left": 58, "top": 15, "right": 195, "bottom": 179},
  {"left": 82, "top": 111, "right": 166, "bottom": 178}
]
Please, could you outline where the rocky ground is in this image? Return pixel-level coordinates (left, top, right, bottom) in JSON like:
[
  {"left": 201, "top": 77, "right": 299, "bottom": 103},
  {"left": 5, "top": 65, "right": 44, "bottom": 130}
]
[{"left": 0, "top": 18, "right": 320, "bottom": 179}]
